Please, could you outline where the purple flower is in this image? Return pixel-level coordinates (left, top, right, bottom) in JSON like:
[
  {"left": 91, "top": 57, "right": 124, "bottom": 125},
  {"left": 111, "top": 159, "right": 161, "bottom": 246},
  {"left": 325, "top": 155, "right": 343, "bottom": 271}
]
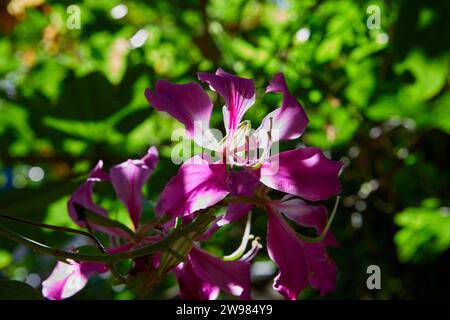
[
  {"left": 68, "top": 146, "right": 159, "bottom": 234},
  {"left": 41, "top": 69, "right": 342, "bottom": 301},
  {"left": 145, "top": 70, "right": 342, "bottom": 218},
  {"left": 44, "top": 147, "right": 159, "bottom": 299},
  {"left": 146, "top": 70, "right": 342, "bottom": 299}
]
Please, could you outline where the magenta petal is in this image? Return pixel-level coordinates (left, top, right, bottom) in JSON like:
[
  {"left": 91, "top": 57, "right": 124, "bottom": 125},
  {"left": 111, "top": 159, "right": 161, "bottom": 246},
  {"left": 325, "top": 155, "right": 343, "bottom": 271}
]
[
  {"left": 68, "top": 161, "right": 130, "bottom": 238},
  {"left": 256, "top": 147, "right": 343, "bottom": 201},
  {"left": 220, "top": 203, "right": 253, "bottom": 226},
  {"left": 198, "top": 69, "right": 255, "bottom": 132},
  {"left": 42, "top": 260, "right": 107, "bottom": 300},
  {"left": 267, "top": 208, "right": 309, "bottom": 300},
  {"left": 267, "top": 207, "right": 337, "bottom": 299},
  {"left": 201, "top": 171, "right": 260, "bottom": 240},
  {"left": 67, "top": 161, "right": 124, "bottom": 237},
  {"left": 110, "top": 146, "right": 159, "bottom": 229},
  {"left": 188, "top": 246, "right": 251, "bottom": 299},
  {"left": 227, "top": 170, "right": 261, "bottom": 197},
  {"left": 271, "top": 196, "right": 337, "bottom": 246},
  {"left": 303, "top": 242, "right": 337, "bottom": 295},
  {"left": 68, "top": 160, "right": 109, "bottom": 226},
  {"left": 157, "top": 155, "right": 229, "bottom": 217},
  {"left": 219, "top": 171, "right": 260, "bottom": 225},
  {"left": 145, "top": 80, "right": 213, "bottom": 138},
  {"left": 256, "top": 73, "right": 308, "bottom": 144},
  {"left": 175, "top": 261, "right": 220, "bottom": 300}
]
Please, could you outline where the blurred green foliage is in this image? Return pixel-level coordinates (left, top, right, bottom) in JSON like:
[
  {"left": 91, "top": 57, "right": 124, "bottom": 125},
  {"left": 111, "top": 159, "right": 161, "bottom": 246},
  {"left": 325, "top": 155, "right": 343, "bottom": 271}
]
[
  {"left": 0, "top": 0, "right": 449, "bottom": 299},
  {"left": 395, "top": 198, "right": 450, "bottom": 264}
]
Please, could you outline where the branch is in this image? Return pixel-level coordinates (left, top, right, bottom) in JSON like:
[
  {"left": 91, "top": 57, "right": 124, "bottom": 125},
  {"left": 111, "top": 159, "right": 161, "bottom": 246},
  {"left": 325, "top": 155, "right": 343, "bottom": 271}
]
[
  {"left": 0, "top": 213, "right": 105, "bottom": 252},
  {"left": 0, "top": 208, "right": 217, "bottom": 264}
]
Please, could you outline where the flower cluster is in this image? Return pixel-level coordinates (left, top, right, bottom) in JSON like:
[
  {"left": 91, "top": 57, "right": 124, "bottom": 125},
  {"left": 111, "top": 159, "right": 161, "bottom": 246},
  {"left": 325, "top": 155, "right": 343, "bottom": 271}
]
[{"left": 41, "top": 69, "right": 342, "bottom": 300}]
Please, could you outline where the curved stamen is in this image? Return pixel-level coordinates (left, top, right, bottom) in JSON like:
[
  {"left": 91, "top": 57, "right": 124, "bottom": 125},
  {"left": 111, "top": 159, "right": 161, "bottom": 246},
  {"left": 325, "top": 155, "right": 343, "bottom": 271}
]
[
  {"left": 247, "top": 117, "right": 274, "bottom": 170},
  {"left": 240, "top": 237, "right": 262, "bottom": 262},
  {"left": 223, "top": 212, "right": 252, "bottom": 261}
]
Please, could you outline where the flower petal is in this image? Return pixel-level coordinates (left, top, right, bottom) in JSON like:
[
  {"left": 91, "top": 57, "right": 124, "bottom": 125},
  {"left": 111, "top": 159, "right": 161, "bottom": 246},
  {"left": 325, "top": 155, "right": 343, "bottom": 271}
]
[
  {"left": 255, "top": 147, "right": 343, "bottom": 201},
  {"left": 256, "top": 73, "right": 308, "bottom": 144},
  {"left": 198, "top": 69, "right": 255, "bottom": 133},
  {"left": 219, "top": 171, "right": 260, "bottom": 225},
  {"left": 188, "top": 246, "right": 251, "bottom": 299},
  {"left": 175, "top": 260, "right": 220, "bottom": 300},
  {"left": 200, "top": 171, "right": 259, "bottom": 240},
  {"left": 270, "top": 196, "right": 337, "bottom": 246},
  {"left": 303, "top": 242, "right": 337, "bottom": 295},
  {"left": 267, "top": 208, "right": 309, "bottom": 300},
  {"left": 157, "top": 155, "right": 229, "bottom": 217},
  {"left": 267, "top": 207, "right": 336, "bottom": 299},
  {"left": 67, "top": 161, "right": 109, "bottom": 225},
  {"left": 145, "top": 80, "right": 213, "bottom": 139},
  {"left": 67, "top": 161, "right": 126, "bottom": 237},
  {"left": 110, "top": 146, "right": 159, "bottom": 229},
  {"left": 42, "top": 260, "right": 107, "bottom": 300}
]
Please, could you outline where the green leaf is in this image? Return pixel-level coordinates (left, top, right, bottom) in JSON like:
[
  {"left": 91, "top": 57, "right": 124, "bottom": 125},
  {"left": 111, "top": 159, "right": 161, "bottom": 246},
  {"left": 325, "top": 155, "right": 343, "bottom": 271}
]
[
  {"left": 394, "top": 202, "right": 450, "bottom": 263},
  {"left": 315, "top": 36, "right": 343, "bottom": 63},
  {"left": 0, "top": 250, "right": 12, "bottom": 269},
  {"left": 0, "top": 281, "right": 44, "bottom": 300},
  {"left": 395, "top": 50, "right": 449, "bottom": 103}
]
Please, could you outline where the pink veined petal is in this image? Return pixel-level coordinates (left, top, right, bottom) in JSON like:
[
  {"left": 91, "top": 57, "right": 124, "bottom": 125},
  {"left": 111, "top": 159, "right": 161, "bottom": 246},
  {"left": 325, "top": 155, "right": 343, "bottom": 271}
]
[
  {"left": 255, "top": 147, "right": 343, "bottom": 201},
  {"left": 256, "top": 72, "right": 308, "bottom": 145},
  {"left": 110, "top": 146, "right": 159, "bottom": 229},
  {"left": 67, "top": 161, "right": 127, "bottom": 238},
  {"left": 270, "top": 196, "right": 338, "bottom": 246},
  {"left": 188, "top": 246, "right": 251, "bottom": 300},
  {"left": 198, "top": 69, "right": 255, "bottom": 133},
  {"left": 267, "top": 207, "right": 337, "bottom": 299},
  {"left": 42, "top": 260, "right": 107, "bottom": 300},
  {"left": 145, "top": 80, "right": 213, "bottom": 139},
  {"left": 156, "top": 155, "right": 229, "bottom": 217},
  {"left": 175, "top": 261, "right": 220, "bottom": 300}
]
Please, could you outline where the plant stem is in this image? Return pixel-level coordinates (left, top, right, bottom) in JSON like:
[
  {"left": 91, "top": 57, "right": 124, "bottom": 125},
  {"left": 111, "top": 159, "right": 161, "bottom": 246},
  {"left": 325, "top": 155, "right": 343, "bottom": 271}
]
[
  {"left": 0, "top": 208, "right": 216, "bottom": 264},
  {"left": 0, "top": 213, "right": 105, "bottom": 252},
  {"left": 223, "top": 212, "right": 252, "bottom": 261}
]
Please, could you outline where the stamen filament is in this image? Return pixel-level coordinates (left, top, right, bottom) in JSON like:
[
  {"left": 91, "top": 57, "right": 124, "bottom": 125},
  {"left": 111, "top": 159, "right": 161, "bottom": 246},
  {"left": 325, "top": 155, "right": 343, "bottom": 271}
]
[
  {"left": 296, "top": 196, "right": 341, "bottom": 243},
  {"left": 223, "top": 212, "right": 252, "bottom": 261},
  {"left": 240, "top": 237, "right": 262, "bottom": 262}
]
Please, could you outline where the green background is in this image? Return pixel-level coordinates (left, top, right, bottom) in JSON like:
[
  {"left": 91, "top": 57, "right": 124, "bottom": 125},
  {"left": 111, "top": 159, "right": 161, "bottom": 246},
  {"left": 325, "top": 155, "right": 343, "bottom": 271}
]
[{"left": 0, "top": 0, "right": 449, "bottom": 299}]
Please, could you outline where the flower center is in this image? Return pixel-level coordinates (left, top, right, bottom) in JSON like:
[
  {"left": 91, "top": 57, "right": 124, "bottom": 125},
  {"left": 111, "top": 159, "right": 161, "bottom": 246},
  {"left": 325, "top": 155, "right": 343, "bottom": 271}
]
[{"left": 222, "top": 117, "right": 274, "bottom": 168}]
